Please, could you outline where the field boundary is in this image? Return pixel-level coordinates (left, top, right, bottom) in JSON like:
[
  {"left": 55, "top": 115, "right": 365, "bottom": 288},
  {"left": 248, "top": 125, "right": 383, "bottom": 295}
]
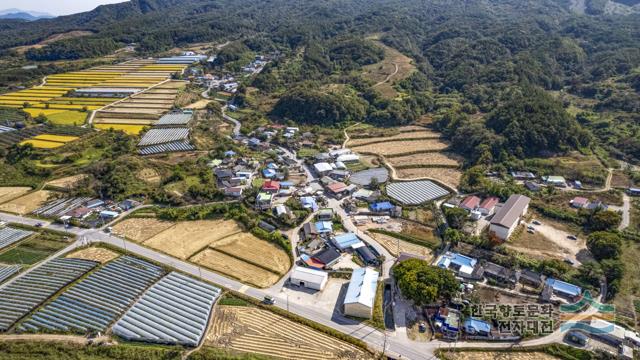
[
  {"left": 349, "top": 136, "right": 442, "bottom": 147},
  {"left": 199, "top": 246, "right": 284, "bottom": 276}
]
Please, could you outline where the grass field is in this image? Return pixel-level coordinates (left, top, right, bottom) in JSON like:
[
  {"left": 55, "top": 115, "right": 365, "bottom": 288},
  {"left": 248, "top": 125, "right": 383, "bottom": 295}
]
[
  {"left": 0, "top": 187, "right": 32, "bottom": 204},
  {"left": 0, "top": 231, "right": 70, "bottom": 265},
  {"left": 207, "top": 306, "right": 371, "bottom": 360},
  {"left": 0, "top": 190, "right": 55, "bottom": 215},
  {"left": 137, "top": 168, "right": 162, "bottom": 184},
  {"left": 66, "top": 246, "right": 119, "bottom": 264}
]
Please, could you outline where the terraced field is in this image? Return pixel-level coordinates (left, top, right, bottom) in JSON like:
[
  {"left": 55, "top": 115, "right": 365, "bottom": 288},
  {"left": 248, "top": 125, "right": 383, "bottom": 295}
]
[
  {"left": 20, "top": 134, "right": 79, "bottom": 149},
  {"left": 0, "top": 187, "right": 32, "bottom": 204},
  {"left": 208, "top": 306, "right": 371, "bottom": 360},
  {"left": 348, "top": 126, "right": 462, "bottom": 188}
]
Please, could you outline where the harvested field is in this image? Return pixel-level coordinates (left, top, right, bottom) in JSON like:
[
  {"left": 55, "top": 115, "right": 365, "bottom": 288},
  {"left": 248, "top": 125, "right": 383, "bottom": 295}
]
[
  {"left": 192, "top": 249, "right": 280, "bottom": 287},
  {"left": 369, "top": 232, "right": 433, "bottom": 260},
  {"left": 137, "top": 168, "right": 161, "bottom": 184},
  {"left": 211, "top": 232, "right": 290, "bottom": 275},
  {"left": 184, "top": 99, "right": 212, "bottom": 109},
  {"left": 0, "top": 187, "right": 31, "bottom": 205},
  {"left": 143, "top": 219, "right": 243, "bottom": 259},
  {"left": 94, "top": 124, "right": 146, "bottom": 135},
  {"left": 395, "top": 167, "right": 462, "bottom": 188},
  {"left": 347, "top": 130, "right": 440, "bottom": 146},
  {"left": 351, "top": 139, "right": 449, "bottom": 156},
  {"left": 111, "top": 217, "right": 175, "bottom": 243},
  {"left": 46, "top": 174, "right": 87, "bottom": 189},
  {"left": 387, "top": 153, "right": 460, "bottom": 167},
  {"left": 0, "top": 190, "right": 55, "bottom": 215},
  {"left": 66, "top": 247, "right": 119, "bottom": 263},
  {"left": 208, "top": 306, "right": 371, "bottom": 360},
  {"left": 441, "top": 351, "right": 558, "bottom": 360}
]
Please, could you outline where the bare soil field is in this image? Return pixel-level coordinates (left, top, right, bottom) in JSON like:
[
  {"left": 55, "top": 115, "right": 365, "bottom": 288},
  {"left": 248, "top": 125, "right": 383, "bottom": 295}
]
[
  {"left": 441, "top": 351, "right": 558, "bottom": 360},
  {"left": 211, "top": 233, "right": 290, "bottom": 275},
  {"left": 395, "top": 167, "right": 463, "bottom": 187},
  {"left": 46, "top": 174, "right": 87, "bottom": 189},
  {"left": 351, "top": 139, "right": 449, "bottom": 156},
  {"left": 66, "top": 247, "right": 119, "bottom": 263},
  {"left": 143, "top": 219, "right": 242, "bottom": 259},
  {"left": 12, "top": 31, "right": 93, "bottom": 53},
  {"left": 0, "top": 190, "right": 55, "bottom": 215},
  {"left": 369, "top": 232, "right": 433, "bottom": 260},
  {"left": 207, "top": 306, "right": 372, "bottom": 360},
  {"left": 347, "top": 130, "right": 441, "bottom": 146},
  {"left": 136, "top": 168, "right": 161, "bottom": 184},
  {"left": 611, "top": 170, "right": 633, "bottom": 188},
  {"left": 0, "top": 187, "right": 31, "bottom": 204},
  {"left": 111, "top": 217, "right": 176, "bottom": 243},
  {"left": 184, "top": 99, "right": 212, "bottom": 109},
  {"left": 387, "top": 153, "right": 460, "bottom": 167},
  {"left": 191, "top": 249, "right": 280, "bottom": 287}
]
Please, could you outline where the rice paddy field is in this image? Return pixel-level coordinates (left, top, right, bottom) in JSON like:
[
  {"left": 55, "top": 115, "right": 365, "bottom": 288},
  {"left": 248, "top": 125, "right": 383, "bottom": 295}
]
[
  {"left": 348, "top": 126, "right": 463, "bottom": 188},
  {"left": 0, "top": 190, "right": 56, "bottom": 215},
  {"left": 0, "top": 187, "right": 32, "bottom": 204},
  {"left": 19, "top": 134, "right": 79, "bottom": 149},
  {"left": 0, "top": 59, "right": 186, "bottom": 131}
]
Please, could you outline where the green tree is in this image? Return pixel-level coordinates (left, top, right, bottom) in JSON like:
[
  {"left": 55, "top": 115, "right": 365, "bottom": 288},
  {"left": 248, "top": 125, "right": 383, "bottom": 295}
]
[
  {"left": 589, "top": 210, "right": 622, "bottom": 231},
  {"left": 393, "top": 259, "right": 459, "bottom": 306},
  {"left": 443, "top": 228, "right": 464, "bottom": 246},
  {"left": 587, "top": 231, "right": 622, "bottom": 261},
  {"left": 443, "top": 207, "right": 469, "bottom": 230}
]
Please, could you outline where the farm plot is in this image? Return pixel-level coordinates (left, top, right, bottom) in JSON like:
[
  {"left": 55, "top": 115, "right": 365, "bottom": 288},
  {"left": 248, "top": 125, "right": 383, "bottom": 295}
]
[
  {"left": 386, "top": 180, "right": 449, "bottom": 205},
  {"left": 65, "top": 247, "right": 119, "bottom": 264},
  {"left": 211, "top": 233, "right": 290, "bottom": 275},
  {"left": 440, "top": 351, "right": 557, "bottom": 360},
  {"left": 46, "top": 175, "right": 87, "bottom": 190},
  {"left": 369, "top": 232, "right": 433, "bottom": 260},
  {"left": 111, "top": 217, "right": 176, "bottom": 243},
  {"left": 113, "top": 272, "right": 221, "bottom": 347},
  {"left": 0, "top": 190, "right": 56, "bottom": 215},
  {"left": 138, "top": 128, "right": 189, "bottom": 146},
  {"left": 0, "top": 187, "right": 31, "bottom": 205},
  {"left": 31, "top": 197, "right": 93, "bottom": 218},
  {"left": 351, "top": 139, "right": 449, "bottom": 156},
  {"left": 387, "top": 152, "right": 460, "bottom": 167},
  {"left": 348, "top": 130, "right": 441, "bottom": 147},
  {"left": 20, "top": 134, "right": 79, "bottom": 149},
  {"left": 207, "top": 306, "right": 371, "bottom": 360},
  {"left": 191, "top": 249, "right": 282, "bottom": 288},
  {"left": 94, "top": 124, "right": 147, "bottom": 135},
  {"left": 395, "top": 168, "right": 463, "bottom": 188},
  {"left": 142, "top": 220, "right": 243, "bottom": 259},
  {"left": 19, "top": 256, "right": 165, "bottom": 334},
  {"left": 0, "top": 258, "right": 97, "bottom": 332},
  {"left": 138, "top": 141, "right": 195, "bottom": 155},
  {"left": 0, "top": 227, "right": 34, "bottom": 251},
  {"left": 0, "top": 265, "right": 20, "bottom": 285}
]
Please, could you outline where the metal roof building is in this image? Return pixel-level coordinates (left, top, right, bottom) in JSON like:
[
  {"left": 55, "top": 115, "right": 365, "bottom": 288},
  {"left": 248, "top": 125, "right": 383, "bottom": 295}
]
[
  {"left": 489, "top": 194, "right": 530, "bottom": 240},
  {"left": 155, "top": 112, "right": 192, "bottom": 126},
  {"left": 332, "top": 233, "right": 364, "bottom": 251},
  {"left": 343, "top": 267, "right": 379, "bottom": 319},
  {"left": 386, "top": 180, "right": 449, "bottom": 205},
  {"left": 289, "top": 266, "right": 328, "bottom": 291}
]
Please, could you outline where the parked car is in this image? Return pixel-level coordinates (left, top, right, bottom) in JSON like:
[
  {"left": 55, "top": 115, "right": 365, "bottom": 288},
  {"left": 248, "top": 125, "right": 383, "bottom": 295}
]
[
  {"left": 418, "top": 322, "right": 427, "bottom": 333},
  {"left": 567, "top": 235, "right": 577, "bottom": 240},
  {"left": 527, "top": 229, "right": 535, "bottom": 234},
  {"left": 532, "top": 220, "right": 542, "bottom": 225},
  {"left": 35, "top": 222, "right": 43, "bottom": 228},
  {"left": 262, "top": 295, "right": 276, "bottom": 305},
  {"left": 564, "top": 258, "right": 575, "bottom": 266},
  {"left": 527, "top": 225, "right": 535, "bottom": 230}
]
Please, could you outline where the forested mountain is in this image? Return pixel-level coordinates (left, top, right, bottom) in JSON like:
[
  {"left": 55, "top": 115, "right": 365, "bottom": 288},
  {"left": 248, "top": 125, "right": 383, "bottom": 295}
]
[{"left": 1, "top": 0, "right": 639, "bottom": 163}]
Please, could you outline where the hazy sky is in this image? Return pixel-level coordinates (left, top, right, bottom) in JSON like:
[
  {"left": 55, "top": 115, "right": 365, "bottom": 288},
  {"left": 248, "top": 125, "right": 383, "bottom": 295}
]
[{"left": 0, "top": 0, "right": 128, "bottom": 16}]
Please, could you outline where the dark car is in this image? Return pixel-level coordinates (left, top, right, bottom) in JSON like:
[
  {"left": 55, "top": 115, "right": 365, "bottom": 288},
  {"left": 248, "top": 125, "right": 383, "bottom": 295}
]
[{"left": 262, "top": 295, "right": 276, "bottom": 305}]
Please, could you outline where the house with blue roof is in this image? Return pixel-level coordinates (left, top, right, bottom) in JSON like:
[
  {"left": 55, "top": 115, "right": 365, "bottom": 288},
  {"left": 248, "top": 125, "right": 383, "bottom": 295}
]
[
  {"left": 545, "top": 278, "right": 582, "bottom": 299},
  {"left": 370, "top": 201, "right": 394, "bottom": 213},
  {"left": 262, "top": 168, "right": 276, "bottom": 178},
  {"left": 436, "top": 252, "right": 480, "bottom": 278},
  {"left": 343, "top": 267, "right": 379, "bottom": 319},
  {"left": 463, "top": 318, "right": 491, "bottom": 336},
  {"left": 315, "top": 221, "right": 333, "bottom": 234},
  {"left": 300, "top": 196, "right": 318, "bottom": 212},
  {"left": 332, "top": 233, "right": 364, "bottom": 251}
]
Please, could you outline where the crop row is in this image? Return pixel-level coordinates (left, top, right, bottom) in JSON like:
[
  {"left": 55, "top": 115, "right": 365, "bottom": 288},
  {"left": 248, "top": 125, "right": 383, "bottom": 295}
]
[{"left": 0, "top": 227, "right": 34, "bottom": 251}]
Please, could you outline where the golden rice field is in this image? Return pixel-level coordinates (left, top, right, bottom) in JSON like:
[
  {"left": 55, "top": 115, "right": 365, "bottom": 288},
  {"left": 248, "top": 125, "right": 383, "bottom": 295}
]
[
  {"left": 33, "top": 134, "right": 78, "bottom": 143},
  {"left": 94, "top": 124, "right": 146, "bottom": 135},
  {"left": 20, "top": 139, "right": 65, "bottom": 149}
]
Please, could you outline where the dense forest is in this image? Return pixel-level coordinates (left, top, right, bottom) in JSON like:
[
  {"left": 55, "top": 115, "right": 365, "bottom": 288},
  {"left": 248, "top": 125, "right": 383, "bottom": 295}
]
[{"left": 0, "top": 0, "right": 639, "bottom": 164}]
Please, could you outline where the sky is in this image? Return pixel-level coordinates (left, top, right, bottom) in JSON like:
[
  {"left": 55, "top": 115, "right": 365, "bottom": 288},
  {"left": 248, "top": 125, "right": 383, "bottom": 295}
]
[{"left": 0, "top": 0, "right": 127, "bottom": 16}]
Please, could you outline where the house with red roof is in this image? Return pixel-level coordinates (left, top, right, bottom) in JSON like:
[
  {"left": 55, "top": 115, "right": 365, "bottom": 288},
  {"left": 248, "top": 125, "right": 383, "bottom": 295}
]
[
  {"left": 460, "top": 196, "right": 481, "bottom": 211},
  {"left": 478, "top": 196, "right": 500, "bottom": 215},
  {"left": 570, "top": 197, "right": 590, "bottom": 209},
  {"left": 262, "top": 180, "right": 281, "bottom": 193}
]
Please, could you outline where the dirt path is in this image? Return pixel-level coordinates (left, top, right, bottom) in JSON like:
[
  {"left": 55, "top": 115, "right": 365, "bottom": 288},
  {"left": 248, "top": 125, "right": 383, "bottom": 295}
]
[
  {"left": 0, "top": 334, "right": 91, "bottom": 344},
  {"left": 342, "top": 122, "right": 360, "bottom": 149},
  {"left": 373, "top": 62, "right": 399, "bottom": 88},
  {"left": 619, "top": 193, "right": 631, "bottom": 230}
]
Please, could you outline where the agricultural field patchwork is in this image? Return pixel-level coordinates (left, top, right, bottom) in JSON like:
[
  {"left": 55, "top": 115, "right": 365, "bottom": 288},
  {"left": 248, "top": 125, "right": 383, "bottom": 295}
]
[
  {"left": 348, "top": 126, "right": 462, "bottom": 188},
  {"left": 20, "top": 134, "right": 79, "bottom": 149},
  {"left": 207, "top": 305, "right": 372, "bottom": 360},
  {"left": 0, "top": 187, "right": 32, "bottom": 205},
  {"left": 0, "top": 190, "right": 56, "bottom": 215}
]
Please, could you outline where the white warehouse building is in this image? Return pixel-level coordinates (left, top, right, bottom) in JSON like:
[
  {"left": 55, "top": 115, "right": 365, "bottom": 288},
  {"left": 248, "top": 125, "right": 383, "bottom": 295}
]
[
  {"left": 343, "top": 267, "right": 379, "bottom": 319},
  {"left": 289, "top": 266, "right": 328, "bottom": 291},
  {"left": 489, "top": 194, "right": 530, "bottom": 240}
]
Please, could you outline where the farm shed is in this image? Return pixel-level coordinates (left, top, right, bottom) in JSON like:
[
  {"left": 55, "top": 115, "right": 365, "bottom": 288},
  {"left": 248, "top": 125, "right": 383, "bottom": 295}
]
[
  {"left": 355, "top": 246, "right": 378, "bottom": 265},
  {"left": 113, "top": 272, "right": 221, "bottom": 347},
  {"left": 343, "top": 267, "right": 379, "bottom": 319},
  {"left": 386, "top": 180, "right": 449, "bottom": 205},
  {"left": 19, "top": 256, "right": 165, "bottom": 333},
  {"left": 463, "top": 318, "right": 491, "bottom": 336},
  {"left": 489, "top": 194, "right": 530, "bottom": 240},
  {"left": 317, "top": 208, "right": 334, "bottom": 221},
  {"left": 0, "top": 258, "right": 97, "bottom": 331},
  {"left": 543, "top": 175, "right": 567, "bottom": 187},
  {"left": 545, "top": 278, "right": 582, "bottom": 299},
  {"left": 336, "top": 154, "right": 360, "bottom": 163},
  {"left": 289, "top": 266, "right": 328, "bottom": 291}
]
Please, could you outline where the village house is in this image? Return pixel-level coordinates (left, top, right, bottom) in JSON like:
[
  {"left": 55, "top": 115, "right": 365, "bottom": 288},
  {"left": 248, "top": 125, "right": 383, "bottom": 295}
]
[
  {"left": 543, "top": 175, "right": 567, "bottom": 187},
  {"left": 224, "top": 186, "right": 243, "bottom": 198},
  {"left": 489, "top": 194, "right": 531, "bottom": 240},
  {"left": 460, "top": 196, "right": 481, "bottom": 211},
  {"left": 311, "top": 247, "right": 342, "bottom": 268},
  {"left": 255, "top": 192, "right": 273, "bottom": 211},
  {"left": 478, "top": 196, "right": 500, "bottom": 215},
  {"left": 570, "top": 197, "right": 590, "bottom": 209},
  {"left": 482, "top": 262, "right": 517, "bottom": 288},
  {"left": 313, "top": 162, "right": 333, "bottom": 177}
]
